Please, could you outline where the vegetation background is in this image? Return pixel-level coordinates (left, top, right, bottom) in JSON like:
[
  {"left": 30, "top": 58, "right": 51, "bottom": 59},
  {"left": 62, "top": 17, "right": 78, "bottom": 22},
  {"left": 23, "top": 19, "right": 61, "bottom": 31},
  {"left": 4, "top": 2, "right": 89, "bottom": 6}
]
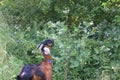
[{"left": 0, "top": 0, "right": 120, "bottom": 80}]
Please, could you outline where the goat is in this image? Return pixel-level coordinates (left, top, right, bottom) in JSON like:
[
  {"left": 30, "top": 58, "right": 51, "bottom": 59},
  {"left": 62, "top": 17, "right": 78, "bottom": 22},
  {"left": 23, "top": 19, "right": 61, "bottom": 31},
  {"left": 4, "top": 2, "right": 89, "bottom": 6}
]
[{"left": 16, "top": 39, "right": 54, "bottom": 80}]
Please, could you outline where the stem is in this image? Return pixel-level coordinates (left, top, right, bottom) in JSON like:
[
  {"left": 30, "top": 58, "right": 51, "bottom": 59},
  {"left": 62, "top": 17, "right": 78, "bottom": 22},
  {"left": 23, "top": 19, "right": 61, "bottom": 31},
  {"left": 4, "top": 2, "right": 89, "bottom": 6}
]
[{"left": 65, "top": 59, "right": 70, "bottom": 80}]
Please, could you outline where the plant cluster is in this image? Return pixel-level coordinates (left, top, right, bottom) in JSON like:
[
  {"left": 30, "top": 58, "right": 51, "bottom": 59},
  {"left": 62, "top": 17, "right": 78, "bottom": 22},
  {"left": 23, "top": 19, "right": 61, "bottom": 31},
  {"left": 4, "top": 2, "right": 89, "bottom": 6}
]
[{"left": 0, "top": 0, "right": 120, "bottom": 80}]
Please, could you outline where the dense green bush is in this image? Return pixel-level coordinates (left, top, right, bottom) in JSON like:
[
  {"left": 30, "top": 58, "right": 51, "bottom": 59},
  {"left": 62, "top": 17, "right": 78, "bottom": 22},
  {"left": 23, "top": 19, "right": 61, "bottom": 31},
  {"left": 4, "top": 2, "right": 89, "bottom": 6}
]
[
  {"left": 0, "top": 26, "right": 23, "bottom": 80},
  {"left": 0, "top": 0, "right": 120, "bottom": 80}
]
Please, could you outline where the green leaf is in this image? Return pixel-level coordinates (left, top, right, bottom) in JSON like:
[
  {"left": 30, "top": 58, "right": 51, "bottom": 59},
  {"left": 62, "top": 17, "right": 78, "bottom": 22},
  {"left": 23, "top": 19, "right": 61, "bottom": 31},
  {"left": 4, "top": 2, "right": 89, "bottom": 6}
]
[{"left": 70, "top": 60, "right": 80, "bottom": 68}]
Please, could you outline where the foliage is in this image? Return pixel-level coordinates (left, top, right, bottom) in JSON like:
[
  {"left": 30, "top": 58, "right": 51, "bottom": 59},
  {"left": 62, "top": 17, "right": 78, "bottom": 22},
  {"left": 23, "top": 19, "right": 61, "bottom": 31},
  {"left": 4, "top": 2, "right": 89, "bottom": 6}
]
[
  {"left": 0, "top": 0, "right": 120, "bottom": 80},
  {"left": 0, "top": 25, "right": 23, "bottom": 80},
  {"left": 3, "top": 0, "right": 120, "bottom": 27}
]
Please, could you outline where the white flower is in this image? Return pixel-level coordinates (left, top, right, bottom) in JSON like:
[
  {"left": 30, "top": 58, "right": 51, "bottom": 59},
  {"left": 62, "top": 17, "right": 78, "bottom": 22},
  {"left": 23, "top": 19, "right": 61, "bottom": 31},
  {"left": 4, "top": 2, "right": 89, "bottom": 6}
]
[
  {"left": 32, "top": 50, "right": 35, "bottom": 54},
  {"left": 51, "top": 23, "right": 56, "bottom": 27},
  {"left": 59, "top": 43, "right": 64, "bottom": 48},
  {"left": 56, "top": 21, "right": 61, "bottom": 26},
  {"left": 90, "top": 21, "right": 93, "bottom": 25},
  {"left": 63, "top": 9, "right": 70, "bottom": 14},
  {"left": 47, "top": 21, "right": 52, "bottom": 25},
  {"left": 14, "top": 32, "right": 17, "bottom": 34},
  {"left": 36, "top": 31, "right": 40, "bottom": 36},
  {"left": 101, "top": 45, "right": 105, "bottom": 49},
  {"left": 106, "top": 48, "right": 110, "bottom": 51},
  {"left": 58, "top": 31, "right": 62, "bottom": 35},
  {"left": 47, "top": 21, "right": 56, "bottom": 27}
]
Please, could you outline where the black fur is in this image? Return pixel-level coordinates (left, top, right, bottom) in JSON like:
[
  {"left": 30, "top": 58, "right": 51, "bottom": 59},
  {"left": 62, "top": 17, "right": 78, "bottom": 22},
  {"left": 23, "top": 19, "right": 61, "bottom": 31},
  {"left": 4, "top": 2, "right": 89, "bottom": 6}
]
[
  {"left": 16, "top": 64, "right": 45, "bottom": 80},
  {"left": 38, "top": 39, "right": 54, "bottom": 49}
]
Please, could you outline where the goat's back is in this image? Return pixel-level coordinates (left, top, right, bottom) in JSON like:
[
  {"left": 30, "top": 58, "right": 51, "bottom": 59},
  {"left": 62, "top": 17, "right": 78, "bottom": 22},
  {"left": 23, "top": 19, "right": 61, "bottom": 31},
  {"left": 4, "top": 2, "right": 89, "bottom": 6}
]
[{"left": 16, "top": 64, "right": 46, "bottom": 80}]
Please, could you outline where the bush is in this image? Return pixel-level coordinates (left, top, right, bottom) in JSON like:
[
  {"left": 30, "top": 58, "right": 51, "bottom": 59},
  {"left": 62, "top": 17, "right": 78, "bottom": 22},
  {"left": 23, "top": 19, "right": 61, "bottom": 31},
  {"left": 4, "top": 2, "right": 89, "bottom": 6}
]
[{"left": 0, "top": 0, "right": 120, "bottom": 80}]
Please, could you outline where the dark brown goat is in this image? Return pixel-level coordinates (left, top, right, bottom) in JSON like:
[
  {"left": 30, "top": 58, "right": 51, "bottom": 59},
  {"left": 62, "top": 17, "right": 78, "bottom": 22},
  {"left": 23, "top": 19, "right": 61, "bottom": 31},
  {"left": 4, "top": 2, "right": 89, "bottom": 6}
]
[{"left": 16, "top": 39, "right": 54, "bottom": 80}]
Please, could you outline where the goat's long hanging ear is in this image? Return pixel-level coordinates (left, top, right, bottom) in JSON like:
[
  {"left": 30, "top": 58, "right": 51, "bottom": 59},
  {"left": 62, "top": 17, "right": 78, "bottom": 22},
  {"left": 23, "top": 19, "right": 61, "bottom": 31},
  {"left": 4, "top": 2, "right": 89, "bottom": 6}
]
[
  {"left": 37, "top": 41, "right": 45, "bottom": 49},
  {"left": 37, "top": 43, "right": 42, "bottom": 49},
  {"left": 38, "top": 43, "right": 44, "bottom": 54}
]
